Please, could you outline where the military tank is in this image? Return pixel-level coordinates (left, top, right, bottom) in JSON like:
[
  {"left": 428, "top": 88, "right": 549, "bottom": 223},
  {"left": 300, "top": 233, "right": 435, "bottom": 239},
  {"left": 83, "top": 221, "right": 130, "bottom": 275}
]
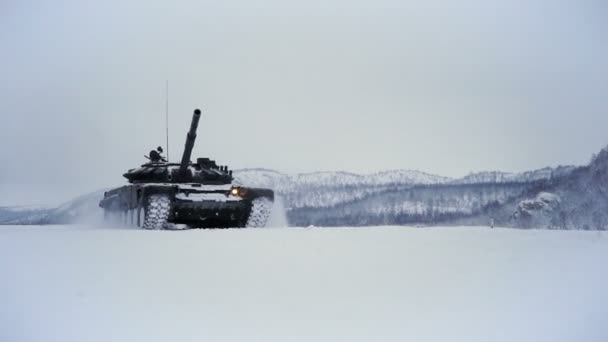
[{"left": 99, "top": 109, "right": 274, "bottom": 229}]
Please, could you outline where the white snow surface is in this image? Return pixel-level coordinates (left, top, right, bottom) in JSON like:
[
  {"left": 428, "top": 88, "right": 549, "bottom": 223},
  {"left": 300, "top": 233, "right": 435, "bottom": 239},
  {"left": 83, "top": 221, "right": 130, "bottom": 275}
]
[{"left": 1, "top": 226, "right": 607, "bottom": 342}]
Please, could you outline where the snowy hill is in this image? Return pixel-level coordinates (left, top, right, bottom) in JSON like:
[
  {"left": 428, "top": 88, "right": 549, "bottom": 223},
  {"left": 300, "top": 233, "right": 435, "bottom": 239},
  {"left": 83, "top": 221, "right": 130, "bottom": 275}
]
[
  {"left": 451, "top": 166, "right": 577, "bottom": 185},
  {"left": 232, "top": 167, "right": 574, "bottom": 212},
  {"left": 233, "top": 167, "right": 574, "bottom": 191},
  {"left": 234, "top": 168, "right": 450, "bottom": 192},
  {"left": 232, "top": 169, "right": 453, "bottom": 210},
  {"left": 365, "top": 169, "right": 451, "bottom": 186},
  {"left": 0, "top": 190, "right": 106, "bottom": 225},
  {"left": 0, "top": 205, "right": 52, "bottom": 225},
  {"left": 288, "top": 182, "right": 535, "bottom": 226},
  {"left": 1, "top": 225, "right": 607, "bottom": 342},
  {"left": 505, "top": 147, "right": 608, "bottom": 229},
  {"left": 269, "top": 163, "right": 591, "bottom": 228}
]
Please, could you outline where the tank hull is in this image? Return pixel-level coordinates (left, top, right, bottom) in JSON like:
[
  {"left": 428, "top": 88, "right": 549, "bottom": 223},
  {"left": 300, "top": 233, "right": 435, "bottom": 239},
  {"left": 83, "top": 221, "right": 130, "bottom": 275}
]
[{"left": 99, "top": 183, "right": 274, "bottom": 229}]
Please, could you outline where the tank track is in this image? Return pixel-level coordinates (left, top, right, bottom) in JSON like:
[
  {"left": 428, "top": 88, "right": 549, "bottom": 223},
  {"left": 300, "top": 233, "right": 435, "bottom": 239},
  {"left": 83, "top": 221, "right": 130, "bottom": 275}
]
[
  {"left": 245, "top": 197, "right": 273, "bottom": 228},
  {"left": 142, "top": 195, "right": 170, "bottom": 230},
  {"left": 104, "top": 194, "right": 273, "bottom": 229}
]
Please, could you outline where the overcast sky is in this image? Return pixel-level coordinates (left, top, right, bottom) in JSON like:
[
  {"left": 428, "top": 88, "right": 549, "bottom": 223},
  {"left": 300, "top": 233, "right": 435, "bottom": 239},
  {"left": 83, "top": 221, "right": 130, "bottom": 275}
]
[{"left": 1, "top": 0, "right": 607, "bottom": 205}]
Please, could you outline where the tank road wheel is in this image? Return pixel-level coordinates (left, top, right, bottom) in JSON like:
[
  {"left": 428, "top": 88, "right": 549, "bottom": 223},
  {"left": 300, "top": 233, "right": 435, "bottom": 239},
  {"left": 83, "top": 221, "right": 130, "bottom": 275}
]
[
  {"left": 142, "top": 194, "right": 171, "bottom": 230},
  {"left": 245, "top": 197, "right": 273, "bottom": 228}
]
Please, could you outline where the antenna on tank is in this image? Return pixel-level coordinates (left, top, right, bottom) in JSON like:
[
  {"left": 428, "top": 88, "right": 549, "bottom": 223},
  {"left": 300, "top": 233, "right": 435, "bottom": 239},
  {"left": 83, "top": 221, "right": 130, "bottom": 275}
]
[{"left": 165, "top": 80, "right": 170, "bottom": 162}]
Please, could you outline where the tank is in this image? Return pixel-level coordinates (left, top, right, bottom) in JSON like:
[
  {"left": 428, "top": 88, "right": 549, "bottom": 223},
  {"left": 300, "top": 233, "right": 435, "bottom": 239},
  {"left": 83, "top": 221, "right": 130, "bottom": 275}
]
[{"left": 99, "top": 108, "right": 274, "bottom": 229}]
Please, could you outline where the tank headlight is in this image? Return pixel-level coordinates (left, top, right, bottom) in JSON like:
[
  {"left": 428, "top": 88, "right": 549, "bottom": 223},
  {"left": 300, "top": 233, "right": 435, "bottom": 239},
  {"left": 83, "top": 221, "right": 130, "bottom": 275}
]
[{"left": 230, "top": 188, "right": 240, "bottom": 196}]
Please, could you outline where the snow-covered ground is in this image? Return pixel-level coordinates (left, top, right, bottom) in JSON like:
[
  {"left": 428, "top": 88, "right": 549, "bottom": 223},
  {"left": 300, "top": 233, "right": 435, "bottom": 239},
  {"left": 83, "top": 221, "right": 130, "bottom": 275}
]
[{"left": 1, "top": 226, "right": 607, "bottom": 342}]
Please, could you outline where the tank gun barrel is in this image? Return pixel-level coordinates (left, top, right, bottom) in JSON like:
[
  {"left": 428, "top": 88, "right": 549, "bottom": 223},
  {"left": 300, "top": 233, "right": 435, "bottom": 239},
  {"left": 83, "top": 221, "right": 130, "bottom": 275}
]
[{"left": 178, "top": 109, "right": 202, "bottom": 178}]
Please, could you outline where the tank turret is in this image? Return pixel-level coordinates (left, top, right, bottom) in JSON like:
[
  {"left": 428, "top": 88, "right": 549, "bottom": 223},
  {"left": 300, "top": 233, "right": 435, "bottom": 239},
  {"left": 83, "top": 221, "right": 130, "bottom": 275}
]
[{"left": 122, "top": 108, "right": 233, "bottom": 185}]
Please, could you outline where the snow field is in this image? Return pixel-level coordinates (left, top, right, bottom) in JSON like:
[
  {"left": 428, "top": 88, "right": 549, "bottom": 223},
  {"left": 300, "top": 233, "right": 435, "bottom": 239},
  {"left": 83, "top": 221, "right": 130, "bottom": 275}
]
[{"left": 0, "top": 226, "right": 607, "bottom": 342}]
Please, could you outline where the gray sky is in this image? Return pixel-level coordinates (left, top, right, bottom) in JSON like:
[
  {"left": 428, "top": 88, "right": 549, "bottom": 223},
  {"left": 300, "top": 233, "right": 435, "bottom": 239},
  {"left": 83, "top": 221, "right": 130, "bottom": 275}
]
[{"left": 1, "top": 0, "right": 607, "bottom": 205}]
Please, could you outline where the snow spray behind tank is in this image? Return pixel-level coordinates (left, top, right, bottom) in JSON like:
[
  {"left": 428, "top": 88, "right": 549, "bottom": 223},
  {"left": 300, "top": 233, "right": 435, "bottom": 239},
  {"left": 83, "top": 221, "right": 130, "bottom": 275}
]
[{"left": 99, "top": 109, "right": 274, "bottom": 229}]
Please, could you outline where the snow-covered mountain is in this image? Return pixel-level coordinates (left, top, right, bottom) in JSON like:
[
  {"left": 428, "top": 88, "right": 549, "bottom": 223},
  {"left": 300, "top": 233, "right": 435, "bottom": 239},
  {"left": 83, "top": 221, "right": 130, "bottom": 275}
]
[
  {"left": 0, "top": 206, "right": 52, "bottom": 225},
  {"left": 365, "top": 169, "right": 451, "bottom": 186},
  {"left": 287, "top": 149, "right": 606, "bottom": 229},
  {"left": 0, "top": 190, "right": 106, "bottom": 225},
  {"left": 233, "top": 166, "right": 575, "bottom": 191},
  {"left": 232, "top": 169, "right": 452, "bottom": 210},
  {"left": 451, "top": 166, "right": 576, "bottom": 184},
  {"left": 233, "top": 166, "right": 574, "bottom": 211},
  {"left": 233, "top": 168, "right": 450, "bottom": 193}
]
